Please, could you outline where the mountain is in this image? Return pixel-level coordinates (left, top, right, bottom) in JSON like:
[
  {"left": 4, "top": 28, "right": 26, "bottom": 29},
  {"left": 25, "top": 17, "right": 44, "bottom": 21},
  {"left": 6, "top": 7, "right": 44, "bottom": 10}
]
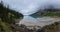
[
  {"left": 0, "top": 1, "right": 23, "bottom": 23},
  {"left": 30, "top": 7, "right": 60, "bottom": 18},
  {"left": 0, "top": 1, "right": 23, "bottom": 32}
]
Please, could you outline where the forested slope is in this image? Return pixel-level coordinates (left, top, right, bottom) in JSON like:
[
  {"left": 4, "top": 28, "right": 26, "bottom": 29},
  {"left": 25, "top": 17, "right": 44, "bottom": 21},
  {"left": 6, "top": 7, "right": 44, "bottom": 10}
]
[{"left": 0, "top": 1, "right": 23, "bottom": 32}]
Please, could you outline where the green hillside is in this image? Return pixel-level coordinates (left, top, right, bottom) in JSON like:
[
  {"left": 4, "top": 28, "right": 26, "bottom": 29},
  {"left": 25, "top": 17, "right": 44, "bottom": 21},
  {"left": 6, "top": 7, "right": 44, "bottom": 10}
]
[
  {"left": 0, "top": 1, "right": 23, "bottom": 32},
  {"left": 30, "top": 7, "right": 60, "bottom": 18}
]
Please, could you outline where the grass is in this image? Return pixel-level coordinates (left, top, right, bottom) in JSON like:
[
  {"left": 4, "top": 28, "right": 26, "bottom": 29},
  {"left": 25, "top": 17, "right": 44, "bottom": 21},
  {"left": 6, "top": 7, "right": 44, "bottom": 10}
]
[
  {"left": 44, "top": 12, "right": 60, "bottom": 18},
  {"left": 0, "top": 19, "right": 12, "bottom": 32}
]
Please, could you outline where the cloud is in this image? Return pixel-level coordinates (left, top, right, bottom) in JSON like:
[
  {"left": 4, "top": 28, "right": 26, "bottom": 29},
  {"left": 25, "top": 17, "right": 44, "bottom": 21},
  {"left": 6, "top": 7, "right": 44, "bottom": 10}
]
[{"left": 0, "top": 0, "right": 60, "bottom": 15}]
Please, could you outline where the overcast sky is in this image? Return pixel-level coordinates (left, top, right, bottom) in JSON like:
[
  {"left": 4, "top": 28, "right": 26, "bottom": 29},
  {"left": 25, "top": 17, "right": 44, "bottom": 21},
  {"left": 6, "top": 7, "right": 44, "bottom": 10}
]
[{"left": 0, "top": 0, "right": 60, "bottom": 15}]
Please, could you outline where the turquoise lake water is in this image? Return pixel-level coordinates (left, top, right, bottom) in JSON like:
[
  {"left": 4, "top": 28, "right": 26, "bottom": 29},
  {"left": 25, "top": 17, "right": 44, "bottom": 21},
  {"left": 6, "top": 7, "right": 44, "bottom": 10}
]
[{"left": 30, "top": 15, "right": 43, "bottom": 18}]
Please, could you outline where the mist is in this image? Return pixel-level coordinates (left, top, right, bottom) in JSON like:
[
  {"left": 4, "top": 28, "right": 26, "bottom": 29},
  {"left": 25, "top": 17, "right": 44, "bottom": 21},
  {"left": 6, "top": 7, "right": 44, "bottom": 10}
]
[
  {"left": 0, "top": 0, "right": 60, "bottom": 15},
  {"left": 0, "top": 0, "right": 60, "bottom": 27}
]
